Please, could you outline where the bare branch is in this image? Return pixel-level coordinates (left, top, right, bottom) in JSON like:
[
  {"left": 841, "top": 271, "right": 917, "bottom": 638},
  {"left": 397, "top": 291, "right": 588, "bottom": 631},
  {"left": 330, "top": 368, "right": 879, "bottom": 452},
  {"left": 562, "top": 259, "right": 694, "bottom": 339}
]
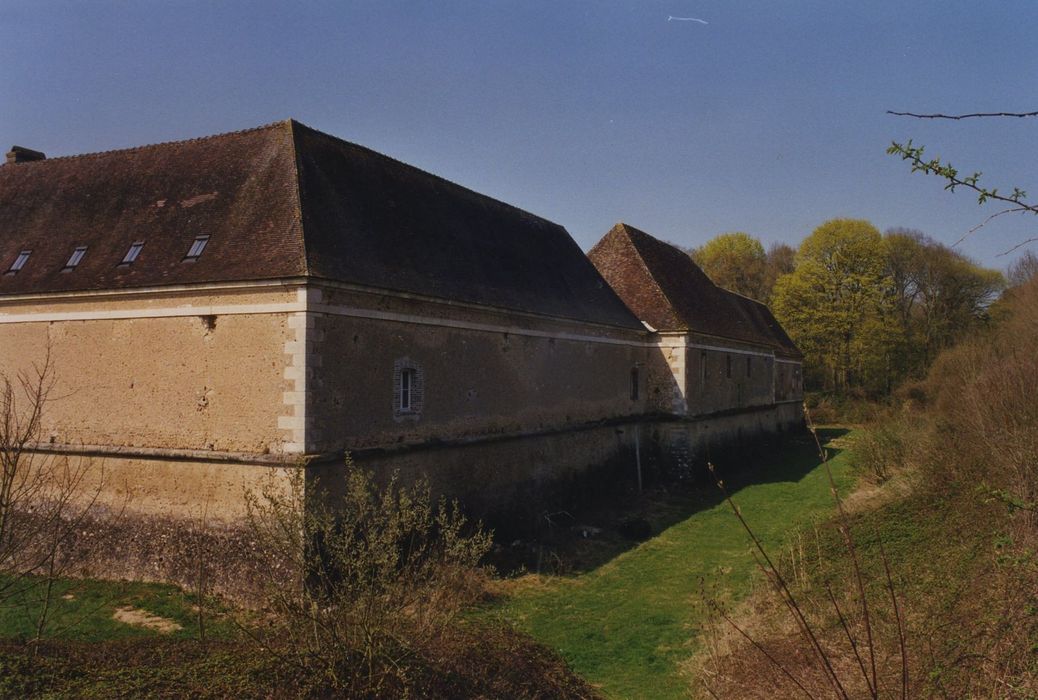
[
  {"left": 879, "top": 541, "right": 909, "bottom": 699},
  {"left": 825, "top": 583, "right": 876, "bottom": 698},
  {"left": 997, "top": 236, "right": 1038, "bottom": 258},
  {"left": 952, "top": 207, "right": 1031, "bottom": 248},
  {"left": 887, "top": 110, "right": 1038, "bottom": 120}
]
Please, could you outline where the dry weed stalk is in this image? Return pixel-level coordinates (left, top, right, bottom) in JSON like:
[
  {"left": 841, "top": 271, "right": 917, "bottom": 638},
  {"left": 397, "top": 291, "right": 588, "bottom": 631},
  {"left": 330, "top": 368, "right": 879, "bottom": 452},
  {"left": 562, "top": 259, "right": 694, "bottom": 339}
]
[{"left": 702, "top": 406, "right": 909, "bottom": 698}]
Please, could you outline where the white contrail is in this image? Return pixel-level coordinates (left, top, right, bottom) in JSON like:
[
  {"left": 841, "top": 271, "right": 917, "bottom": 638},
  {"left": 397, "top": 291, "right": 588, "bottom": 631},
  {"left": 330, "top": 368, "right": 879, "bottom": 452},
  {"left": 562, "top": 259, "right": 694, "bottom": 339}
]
[{"left": 667, "top": 16, "right": 708, "bottom": 24}]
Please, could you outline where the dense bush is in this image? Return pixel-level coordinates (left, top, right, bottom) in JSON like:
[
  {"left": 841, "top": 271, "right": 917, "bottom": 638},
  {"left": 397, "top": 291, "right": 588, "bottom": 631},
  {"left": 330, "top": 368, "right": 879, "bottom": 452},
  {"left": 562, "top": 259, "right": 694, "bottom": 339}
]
[
  {"left": 848, "top": 409, "right": 931, "bottom": 484},
  {"left": 244, "top": 457, "right": 495, "bottom": 697},
  {"left": 922, "top": 278, "right": 1038, "bottom": 514}
]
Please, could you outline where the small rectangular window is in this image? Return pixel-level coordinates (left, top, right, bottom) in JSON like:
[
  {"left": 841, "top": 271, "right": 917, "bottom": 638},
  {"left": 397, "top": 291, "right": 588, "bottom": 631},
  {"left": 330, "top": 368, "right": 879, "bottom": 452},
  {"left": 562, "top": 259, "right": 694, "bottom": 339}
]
[
  {"left": 6, "top": 250, "right": 31, "bottom": 274},
  {"left": 184, "top": 234, "right": 210, "bottom": 261},
  {"left": 62, "top": 246, "right": 87, "bottom": 271},
  {"left": 726, "top": 355, "right": 732, "bottom": 379},
  {"left": 400, "top": 368, "right": 414, "bottom": 411},
  {"left": 120, "top": 241, "right": 145, "bottom": 265},
  {"left": 746, "top": 356, "right": 752, "bottom": 378},
  {"left": 630, "top": 367, "right": 639, "bottom": 401}
]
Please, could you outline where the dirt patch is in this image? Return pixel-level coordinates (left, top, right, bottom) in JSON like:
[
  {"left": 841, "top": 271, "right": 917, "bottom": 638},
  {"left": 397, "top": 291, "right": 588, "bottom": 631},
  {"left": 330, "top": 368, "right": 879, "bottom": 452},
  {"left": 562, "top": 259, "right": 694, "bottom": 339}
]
[{"left": 112, "top": 607, "right": 182, "bottom": 634}]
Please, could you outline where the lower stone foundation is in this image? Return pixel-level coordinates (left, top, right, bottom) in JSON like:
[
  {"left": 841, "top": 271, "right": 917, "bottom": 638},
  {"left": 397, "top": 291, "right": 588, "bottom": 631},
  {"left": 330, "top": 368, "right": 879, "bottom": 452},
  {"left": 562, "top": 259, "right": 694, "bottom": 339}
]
[{"left": 10, "top": 403, "right": 804, "bottom": 600}]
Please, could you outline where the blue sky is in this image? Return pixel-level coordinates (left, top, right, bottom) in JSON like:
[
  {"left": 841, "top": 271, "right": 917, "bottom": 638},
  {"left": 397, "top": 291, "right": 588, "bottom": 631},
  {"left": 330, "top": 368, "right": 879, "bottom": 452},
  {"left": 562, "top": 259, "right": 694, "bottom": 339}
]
[{"left": 2, "top": 1, "right": 1036, "bottom": 269}]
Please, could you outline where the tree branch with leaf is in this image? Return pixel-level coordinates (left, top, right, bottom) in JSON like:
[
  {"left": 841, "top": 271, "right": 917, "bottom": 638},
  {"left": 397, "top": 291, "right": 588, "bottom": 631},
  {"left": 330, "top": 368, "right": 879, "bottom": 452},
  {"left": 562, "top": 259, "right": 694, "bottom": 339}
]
[{"left": 886, "top": 109, "right": 1038, "bottom": 255}]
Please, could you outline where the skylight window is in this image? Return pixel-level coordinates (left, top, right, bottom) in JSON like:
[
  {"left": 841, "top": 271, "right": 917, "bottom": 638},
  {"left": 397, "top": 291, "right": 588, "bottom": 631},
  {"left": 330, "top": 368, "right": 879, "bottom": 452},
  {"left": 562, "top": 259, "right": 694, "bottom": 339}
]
[
  {"left": 62, "top": 246, "right": 87, "bottom": 272},
  {"left": 120, "top": 241, "right": 144, "bottom": 265},
  {"left": 6, "top": 250, "right": 31, "bottom": 275},
  {"left": 183, "top": 234, "right": 210, "bottom": 262}
]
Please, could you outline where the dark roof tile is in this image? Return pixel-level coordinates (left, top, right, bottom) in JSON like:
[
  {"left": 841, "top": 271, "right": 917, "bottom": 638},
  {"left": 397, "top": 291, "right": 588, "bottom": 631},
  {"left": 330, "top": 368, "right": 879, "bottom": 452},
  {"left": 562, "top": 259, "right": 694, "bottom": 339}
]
[
  {"left": 0, "top": 120, "right": 641, "bottom": 330},
  {"left": 588, "top": 223, "right": 801, "bottom": 357},
  {"left": 0, "top": 121, "right": 305, "bottom": 293}
]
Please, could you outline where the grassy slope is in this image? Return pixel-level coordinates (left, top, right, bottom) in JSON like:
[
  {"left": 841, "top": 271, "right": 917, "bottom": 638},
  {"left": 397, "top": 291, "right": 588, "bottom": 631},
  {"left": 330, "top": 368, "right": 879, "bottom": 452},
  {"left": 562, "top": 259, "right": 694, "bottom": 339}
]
[
  {"left": 0, "top": 575, "right": 232, "bottom": 642},
  {"left": 497, "top": 430, "right": 854, "bottom": 700}
]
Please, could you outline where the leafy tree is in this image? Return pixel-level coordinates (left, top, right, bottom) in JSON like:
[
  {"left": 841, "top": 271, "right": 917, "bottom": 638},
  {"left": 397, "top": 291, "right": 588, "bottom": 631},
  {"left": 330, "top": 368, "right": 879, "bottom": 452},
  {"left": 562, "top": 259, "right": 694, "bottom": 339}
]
[
  {"left": 691, "top": 232, "right": 768, "bottom": 300},
  {"left": 763, "top": 242, "right": 796, "bottom": 303},
  {"left": 884, "top": 228, "right": 1004, "bottom": 375},
  {"left": 772, "top": 219, "right": 900, "bottom": 394}
]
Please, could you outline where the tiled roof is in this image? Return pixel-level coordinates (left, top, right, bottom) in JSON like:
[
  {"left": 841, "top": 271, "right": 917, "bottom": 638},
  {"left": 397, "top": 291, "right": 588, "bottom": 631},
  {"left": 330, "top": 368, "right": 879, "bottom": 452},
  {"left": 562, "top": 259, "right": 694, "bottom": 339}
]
[
  {"left": 0, "top": 122, "right": 305, "bottom": 293},
  {"left": 588, "top": 223, "right": 801, "bottom": 357},
  {"left": 0, "top": 120, "right": 642, "bottom": 330}
]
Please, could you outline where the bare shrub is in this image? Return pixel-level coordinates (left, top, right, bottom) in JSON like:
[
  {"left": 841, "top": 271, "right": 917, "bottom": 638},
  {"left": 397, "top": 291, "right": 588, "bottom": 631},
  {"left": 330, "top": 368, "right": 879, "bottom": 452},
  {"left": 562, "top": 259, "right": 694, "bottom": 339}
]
[
  {"left": 804, "top": 392, "right": 874, "bottom": 425},
  {"left": 0, "top": 353, "right": 109, "bottom": 646},
  {"left": 925, "top": 277, "right": 1038, "bottom": 524},
  {"left": 242, "top": 455, "right": 493, "bottom": 696},
  {"left": 849, "top": 410, "right": 929, "bottom": 485}
]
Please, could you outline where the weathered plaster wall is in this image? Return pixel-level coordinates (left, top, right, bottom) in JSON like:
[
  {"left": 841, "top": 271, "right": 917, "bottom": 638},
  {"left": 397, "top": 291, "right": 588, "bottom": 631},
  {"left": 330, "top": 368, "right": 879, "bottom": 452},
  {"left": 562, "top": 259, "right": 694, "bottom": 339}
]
[
  {"left": 307, "top": 285, "right": 652, "bottom": 452},
  {"left": 647, "top": 334, "right": 804, "bottom": 420},
  {"left": 0, "top": 286, "right": 298, "bottom": 455},
  {"left": 23, "top": 450, "right": 296, "bottom": 523},
  {"left": 683, "top": 334, "right": 778, "bottom": 416}
]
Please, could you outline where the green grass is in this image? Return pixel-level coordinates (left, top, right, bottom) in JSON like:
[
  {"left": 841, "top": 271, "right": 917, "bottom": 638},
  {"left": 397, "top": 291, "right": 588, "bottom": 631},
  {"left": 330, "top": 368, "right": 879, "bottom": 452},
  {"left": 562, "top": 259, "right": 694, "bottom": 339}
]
[
  {"left": 495, "top": 430, "right": 856, "bottom": 699},
  {"left": 0, "top": 574, "right": 235, "bottom": 642}
]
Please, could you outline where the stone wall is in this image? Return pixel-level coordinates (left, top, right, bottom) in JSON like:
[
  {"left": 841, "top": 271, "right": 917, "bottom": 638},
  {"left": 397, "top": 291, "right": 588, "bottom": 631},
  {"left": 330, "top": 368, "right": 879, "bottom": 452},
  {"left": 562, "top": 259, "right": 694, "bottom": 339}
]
[
  {"left": 652, "top": 331, "right": 804, "bottom": 419},
  {"left": 0, "top": 285, "right": 299, "bottom": 455},
  {"left": 684, "top": 333, "right": 782, "bottom": 415},
  {"left": 306, "top": 284, "right": 652, "bottom": 453},
  {"left": 308, "top": 420, "right": 647, "bottom": 530},
  {"left": 657, "top": 401, "right": 805, "bottom": 478},
  {"left": 0, "top": 279, "right": 804, "bottom": 598}
]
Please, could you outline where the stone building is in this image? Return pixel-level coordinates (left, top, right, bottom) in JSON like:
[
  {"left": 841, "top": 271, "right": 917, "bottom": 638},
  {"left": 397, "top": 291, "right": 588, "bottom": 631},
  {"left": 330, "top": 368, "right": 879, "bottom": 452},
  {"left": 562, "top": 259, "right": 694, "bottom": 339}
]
[
  {"left": 588, "top": 223, "right": 803, "bottom": 468},
  {"left": 0, "top": 121, "right": 802, "bottom": 588},
  {"left": 0, "top": 121, "right": 650, "bottom": 524}
]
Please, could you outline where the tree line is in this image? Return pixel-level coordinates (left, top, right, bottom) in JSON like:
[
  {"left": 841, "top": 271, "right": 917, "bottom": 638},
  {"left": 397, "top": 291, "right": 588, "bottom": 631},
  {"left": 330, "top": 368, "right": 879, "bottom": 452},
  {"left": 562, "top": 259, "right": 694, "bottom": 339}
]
[{"left": 689, "top": 219, "right": 1012, "bottom": 396}]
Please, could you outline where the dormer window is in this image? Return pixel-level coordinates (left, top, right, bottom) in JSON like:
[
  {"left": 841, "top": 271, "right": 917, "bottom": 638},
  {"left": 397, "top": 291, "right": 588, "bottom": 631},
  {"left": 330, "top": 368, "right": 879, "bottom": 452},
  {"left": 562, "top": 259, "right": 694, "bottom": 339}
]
[
  {"left": 183, "top": 234, "right": 209, "bottom": 262},
  {"left": 62, "top": 246, "right": 87, "bottom": 272},
  {"left": 6, "top": 250, "right": 31, "bottom": 275},
  {"left": 120, "top": 241, "right": 144, "bottom": 265}
]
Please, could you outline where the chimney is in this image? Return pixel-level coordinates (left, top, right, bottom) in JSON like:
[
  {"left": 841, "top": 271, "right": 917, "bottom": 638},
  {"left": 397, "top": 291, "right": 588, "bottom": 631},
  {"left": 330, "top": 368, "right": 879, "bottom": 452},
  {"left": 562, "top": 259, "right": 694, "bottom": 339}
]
[{"left": 5, "top": 146, "right": 46, "bottom": 164}]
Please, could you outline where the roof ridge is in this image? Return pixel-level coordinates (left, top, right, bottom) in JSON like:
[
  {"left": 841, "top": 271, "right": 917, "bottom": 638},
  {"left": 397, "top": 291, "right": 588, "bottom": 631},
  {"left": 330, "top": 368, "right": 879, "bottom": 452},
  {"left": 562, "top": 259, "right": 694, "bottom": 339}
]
[
  {"left": 284, "top": 120, "right": 311, "bottom": 277},
  {"left": 289, "top": 119, "right": 565, "bottom": 231},
  {"left": 719, "top": 286, "right": 767, "bottom": 306},
  {"left": 7, "top": 120, "right": 294, "bottom": 166}
]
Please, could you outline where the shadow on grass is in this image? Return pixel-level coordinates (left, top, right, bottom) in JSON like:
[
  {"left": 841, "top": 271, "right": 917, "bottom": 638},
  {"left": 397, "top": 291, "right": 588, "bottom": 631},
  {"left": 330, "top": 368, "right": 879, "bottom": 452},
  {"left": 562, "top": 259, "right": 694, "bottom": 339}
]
[{"left": 487, "top": 427, "right": 850, "bottom": 577}]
